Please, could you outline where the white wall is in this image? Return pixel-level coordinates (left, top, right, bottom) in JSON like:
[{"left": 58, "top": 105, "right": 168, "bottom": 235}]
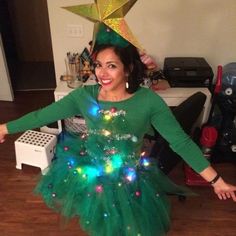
[{"left": 47, "top": 0, "right": 236, "bottom": 83}]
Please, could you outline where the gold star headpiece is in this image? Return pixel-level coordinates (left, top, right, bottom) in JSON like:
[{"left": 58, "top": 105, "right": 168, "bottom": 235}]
[{"left": 62, "top": 0, "right": 142, "bottom": 50}]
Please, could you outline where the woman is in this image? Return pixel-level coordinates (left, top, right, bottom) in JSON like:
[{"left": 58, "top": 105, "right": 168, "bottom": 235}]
[{"left": 0, "top": 43, "right": 235, "bottom": 236}]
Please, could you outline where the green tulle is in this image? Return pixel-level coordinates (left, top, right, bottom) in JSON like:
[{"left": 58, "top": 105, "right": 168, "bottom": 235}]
[{"left": 34, "top": 108, "right": 194, "bottom": 236}]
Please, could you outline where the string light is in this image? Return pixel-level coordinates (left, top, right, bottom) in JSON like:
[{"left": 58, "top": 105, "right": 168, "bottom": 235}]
[
  {"left": 79, "top": 149, "right": 87, "bottom": 156},
  {"left": 95, "top": 185, "right": 103, "bottom": 193},
  {"left": 76, "top": 167, "right": 82, "bottom": 174},
  {"left": 141, "top": 151, "right": 146, "bottom": 157},
  {"left": 67, "top": 158, "right": 75, "bottom": 166},
  {"left": 104, "top": 114, "right": 112, "bottom": 121},
  {"left": 102, "top": 129, "right": 111, "bottom": 136},
  {"left": 80, "top": 133, "right": 88, "bottom": 140},
  {"left": 131, "top": 136, "right": 138, "bottom": 142},
  {"left": 124, "top": 168, "right": 136, "bottom": 182},
  {"left": 105, "top": 148, "right": 117, "bottom": 155},
  {"left": 104, "top": 213, "right": 108, "bottom": 218},
  {"left": 61, "top": 107, "right": 148, "bottom": 204},
  {"left": 105, "top": 163, "right": 113, "bottom": 173},
  {"left": 140, "top": 158, "right": 150, "bottom": 167},
  {"left": 111, "top": 154, "right": 123, "bottom": 169},
  {"left": 89, "top": 104, "right": 100, "bottom": 116}
]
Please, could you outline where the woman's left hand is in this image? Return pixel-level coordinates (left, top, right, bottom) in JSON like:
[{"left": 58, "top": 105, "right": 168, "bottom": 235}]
[
  {"left": 212, "top": 177, "right": 236, "bottom": 201},
  {"left": 139, "top": 51, "right": 158, "bottom": 70}
]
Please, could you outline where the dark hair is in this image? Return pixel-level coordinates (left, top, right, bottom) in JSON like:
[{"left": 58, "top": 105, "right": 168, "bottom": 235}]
[{"left": 92, "top": 44, "right": 146, "bottom": 93}]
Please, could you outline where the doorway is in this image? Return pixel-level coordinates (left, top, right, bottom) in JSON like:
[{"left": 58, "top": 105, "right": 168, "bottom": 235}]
[{"left": 0, "top": 0, "right": 56, "bottom": 91}]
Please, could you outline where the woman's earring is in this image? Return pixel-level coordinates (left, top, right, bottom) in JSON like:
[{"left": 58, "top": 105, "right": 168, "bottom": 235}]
[{"left": 125, "top": 81, "right": 129, "bottom": 89}]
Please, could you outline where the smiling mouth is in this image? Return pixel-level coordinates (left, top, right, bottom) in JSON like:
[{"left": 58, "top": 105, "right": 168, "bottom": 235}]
[{"left": 100, "top": 79, "right": 112, "bottom": 85}]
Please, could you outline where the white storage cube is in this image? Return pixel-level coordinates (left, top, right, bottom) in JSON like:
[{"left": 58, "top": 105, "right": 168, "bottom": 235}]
[{"left": 15, "top": 130, "right": 57, "bottom": 174}]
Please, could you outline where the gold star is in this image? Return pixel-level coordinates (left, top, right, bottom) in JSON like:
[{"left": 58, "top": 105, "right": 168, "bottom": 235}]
[{"left": 62, "top": 0, "right": 142, "bottom": 49}]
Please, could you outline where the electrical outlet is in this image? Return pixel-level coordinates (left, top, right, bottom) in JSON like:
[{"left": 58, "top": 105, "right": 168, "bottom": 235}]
[{"left": 67, "top": 24, "right": 83, "bottom": 38}]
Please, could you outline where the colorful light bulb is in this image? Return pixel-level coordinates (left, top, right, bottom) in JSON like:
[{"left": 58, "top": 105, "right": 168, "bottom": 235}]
[
  {"left": 142, "top": 158, "right": 150, "bottom": 167},
  {"left": 125, "top": 168, "right": 136, "bottom": 182},
  {"left": 95, "top": 185, "right": 103, "bottom": 193},
  {"left": 102, "top": 129, "right": 111, "bottom": 136},
  {"left": 105, "top": 163, "right": 113, "bottom": 173},
  {"left": 104, "top": 114, "right": 112, "bottom": 121},
  {"left": 89, "top": 104, "right": 100, "bottom": 116}
]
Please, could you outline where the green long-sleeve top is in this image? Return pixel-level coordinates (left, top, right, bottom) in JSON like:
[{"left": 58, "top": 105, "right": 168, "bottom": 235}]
[{"left": 7, "top": 84, "right": 210, "bottom": 173}]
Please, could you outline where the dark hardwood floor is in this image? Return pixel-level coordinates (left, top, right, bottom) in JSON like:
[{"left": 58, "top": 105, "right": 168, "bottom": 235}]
[{"left": 0, "top": 91, "right": 235, "bottom": 236}]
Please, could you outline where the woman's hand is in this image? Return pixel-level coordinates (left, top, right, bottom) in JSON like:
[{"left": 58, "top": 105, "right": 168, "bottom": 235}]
[
  {"left": 199, "top": 166, "right": 236, "bottom": 202},
  {"left": 139, "top": 51, "right": 158, "bottom": 71},
  {"left": 0, "top": 124, "right": 8, "bottom": 143},
  {"left": 212, "top": 177, "right": 236, "bottom": 201}
]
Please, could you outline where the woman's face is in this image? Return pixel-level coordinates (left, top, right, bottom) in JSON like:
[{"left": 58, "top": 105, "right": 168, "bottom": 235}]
[{"left": 94, "top": 48, "right": 127, "bottom": 93}]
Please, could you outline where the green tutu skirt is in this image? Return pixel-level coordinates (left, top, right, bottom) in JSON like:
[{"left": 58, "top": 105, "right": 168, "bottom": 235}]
[{"left": 34, "top": 131, "right": 194, "bottom": 236}]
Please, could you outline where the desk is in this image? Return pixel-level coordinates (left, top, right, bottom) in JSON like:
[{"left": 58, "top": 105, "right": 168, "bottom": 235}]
[{"left": 48, "top": 81, "right": 211, "bottom": 134}]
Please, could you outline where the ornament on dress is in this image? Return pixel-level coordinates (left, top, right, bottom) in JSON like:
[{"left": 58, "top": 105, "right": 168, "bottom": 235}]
[
  {"left": 99, "top": 108, "right": 126, "bottom": 119},
  {"left": 110, "top": 107, "right": 117, "bottom": 113}
]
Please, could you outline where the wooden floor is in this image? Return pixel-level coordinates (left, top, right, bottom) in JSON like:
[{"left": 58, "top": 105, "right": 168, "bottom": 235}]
[{"left": 0, "top": 91, "right": 236, "bottom": 236}]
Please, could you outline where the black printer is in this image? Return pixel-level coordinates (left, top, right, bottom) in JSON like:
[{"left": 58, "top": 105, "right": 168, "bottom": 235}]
[{"left": 163, "top": 57, "right": 214, "bottom": 89}]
